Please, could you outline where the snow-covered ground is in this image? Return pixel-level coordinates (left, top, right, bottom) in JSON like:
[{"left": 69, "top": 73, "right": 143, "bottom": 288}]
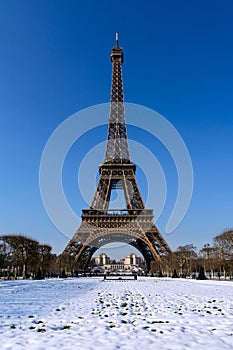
[{"left": 0, "top": 277, "right": 233, "bottom": 350}]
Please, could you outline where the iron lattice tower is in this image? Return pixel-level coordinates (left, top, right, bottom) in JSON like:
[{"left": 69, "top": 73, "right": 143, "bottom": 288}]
[{"left": 62, "top": 33, "right": 172, "bottom": 271}]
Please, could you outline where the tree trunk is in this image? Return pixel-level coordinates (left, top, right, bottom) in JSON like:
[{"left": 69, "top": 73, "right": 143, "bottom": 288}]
[
  {"left": 14, "top": 266, "right": 17, "bottom": 280},
  {"left": 23, "top": 262, "right": 27, "bottom": 279}
]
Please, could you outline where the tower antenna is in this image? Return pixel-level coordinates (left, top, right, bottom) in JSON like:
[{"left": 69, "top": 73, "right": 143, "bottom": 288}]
[{"left": 116, "top": 32, "right": 119, "bottom": 48}]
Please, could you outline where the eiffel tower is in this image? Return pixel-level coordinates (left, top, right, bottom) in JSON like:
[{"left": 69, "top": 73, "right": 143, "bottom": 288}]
[{"left": 62, "top": 33, "right": 172, "bottom": 271}]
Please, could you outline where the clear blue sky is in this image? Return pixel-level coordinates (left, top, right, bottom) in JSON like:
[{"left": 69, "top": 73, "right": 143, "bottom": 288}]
[{"left": 1, "top": 0, "right": 232, "bottom": 258}]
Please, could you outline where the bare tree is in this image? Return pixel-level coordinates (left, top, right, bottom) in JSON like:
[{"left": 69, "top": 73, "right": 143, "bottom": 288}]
[
  {"left": 199, "top": 243, "right": 218, "bottom": 278},
  {"left": 0, "top": 239, "right": 16, "bottom": 278},
  {"left": 214, "top": 229, "right": 233, "bottom": 259},
  {"left": 214, "top": 229, "right": 233, "bottom": 278},
  {"left": 56, "top": 252, "right": 76, "bottom": 277},
  {"left": 0, "top": 235, "right": 39, "bottom": 279},
  {"left": 175, "top": 244, "right": 197, "bottom": 276},
  {"left": 37, "top": 244, "right": 52, "bottom": 278}
]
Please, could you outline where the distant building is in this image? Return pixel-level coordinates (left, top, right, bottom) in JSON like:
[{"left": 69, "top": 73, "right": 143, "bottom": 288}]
[
  {"left": 94, "top": 253, "right": 110, "bottom": 266},
  {"left": 124, "top": 253, "right": 137, "bottom": 265},
  {"left": 92, "top": 253, "right": 145, "bottom": 273}
]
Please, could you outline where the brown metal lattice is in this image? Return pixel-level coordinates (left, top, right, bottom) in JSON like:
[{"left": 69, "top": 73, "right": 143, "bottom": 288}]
[{"left": 62, "top": 34, "right": 172, "bottom": 271}]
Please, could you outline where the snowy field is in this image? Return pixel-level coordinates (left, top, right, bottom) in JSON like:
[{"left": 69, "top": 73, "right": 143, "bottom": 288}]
[{"left": 0, "top": 277, "right": 233, "bottom": 350}]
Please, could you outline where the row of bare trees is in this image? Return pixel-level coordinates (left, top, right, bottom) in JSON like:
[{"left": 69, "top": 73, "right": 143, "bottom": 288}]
[
  {"left": 0, "top": 235, "right": 57, "bottom": 280},
  {"left": 157, "top": 229, "right": 233, "bottom": 278}
]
